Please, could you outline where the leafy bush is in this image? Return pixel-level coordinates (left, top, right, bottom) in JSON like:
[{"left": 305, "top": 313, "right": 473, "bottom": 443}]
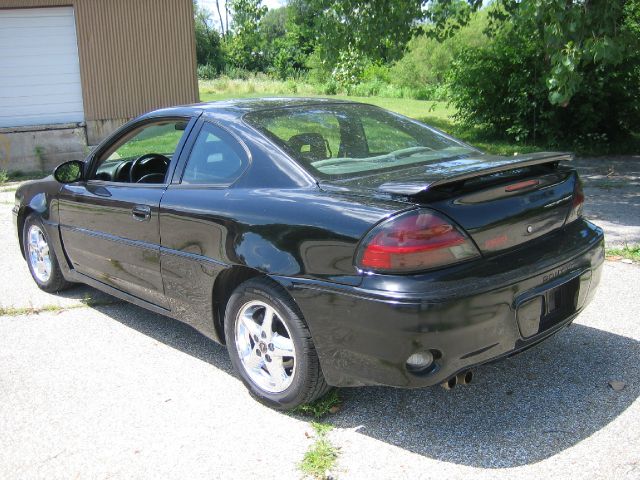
[
  {"left": 322, "top": 79, "right": 338, "bottom": 95},
  {"left": 197, "top": 64, "right": 219, "bottom": 80},
  {"left": 447, "top": 3, "right": 640, "bottom": 144},
  {"left": 361, "top": 62, "right": 392, "bottom": 84},
  {"left": 0, "top": 169, "right": 8, "bottom": 184},
  {"left": 390, "top": 10, "right": 488, "bottom": 92},
  {"left": 220, "top": 66, "right": 252, "bottom": 80}
]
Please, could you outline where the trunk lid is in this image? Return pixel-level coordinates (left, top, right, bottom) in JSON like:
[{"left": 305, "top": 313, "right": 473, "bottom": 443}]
[{"left": 321, "top": 152, "right": 577, "bottom": 254}]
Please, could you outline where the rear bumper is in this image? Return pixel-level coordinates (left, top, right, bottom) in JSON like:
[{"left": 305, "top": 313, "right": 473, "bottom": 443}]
[{"left": 276, "top": 219, "right": 605, "bottom": 387}]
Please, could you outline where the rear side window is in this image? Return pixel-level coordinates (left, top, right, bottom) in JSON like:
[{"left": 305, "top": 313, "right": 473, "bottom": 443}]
[{"left": 181, "top": 123, "right": 247, "bottom": 185}]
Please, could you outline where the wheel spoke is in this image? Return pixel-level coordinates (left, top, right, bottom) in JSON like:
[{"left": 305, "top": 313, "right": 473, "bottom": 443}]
[
  {"left": 261, "top": 305, "right": 275, "bottom": 341},
  {"left": 29, "top": 231, "right": 38, "bottom": 251},
  {"left": 270, "top": 333, "right": 294, "bottom": 358},
  {"left": 239, "top": 313, "right": 262, "bottom": 340},
  {"left": 265, "top": 357, "right": 288, "bottom": 389},
  {"left": 243, "top": 352, "right": 263, "bottom": 371}
]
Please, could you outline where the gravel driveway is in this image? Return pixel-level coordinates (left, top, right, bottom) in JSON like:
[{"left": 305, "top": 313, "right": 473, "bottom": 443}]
[{"left": 1, "top": 157, "right": 638, "bottom": 479}]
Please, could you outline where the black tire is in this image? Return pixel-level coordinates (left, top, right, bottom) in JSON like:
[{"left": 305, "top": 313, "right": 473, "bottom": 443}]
[
  {"left": 224, "top": 277, "right": 331, "bottom": 410},
  {"left": 23, "top": 214, "right": 72, "bottom": 293}
]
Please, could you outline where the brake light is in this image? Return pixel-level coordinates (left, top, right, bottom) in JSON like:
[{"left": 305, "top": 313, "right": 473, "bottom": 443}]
[
  {"left": 356, "top": 209, "right": 480, "bottom": 273},
  {"left": 566, "top": 178, "right": 585, "bottom": 224}
]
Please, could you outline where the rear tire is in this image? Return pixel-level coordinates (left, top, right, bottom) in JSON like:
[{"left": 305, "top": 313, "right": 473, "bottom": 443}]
[
  {"left": 23, "top": 214, "right": 72, "bottom": 293},
  {"left": 224, "top": 277, "right": 331, "bottom": 410}
]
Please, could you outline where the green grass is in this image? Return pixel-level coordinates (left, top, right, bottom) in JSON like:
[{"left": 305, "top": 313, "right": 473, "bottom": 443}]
[
  {"left": 292, "top": 389, "right": 341, "bottom": 418},
  {"left": 605, "top": 244, "right": 640, "bottom": 262},
  {"left": 300, "top": 422, "right": 339, "bottom": 479},
  {"left": 200, "top": 76, "right": 322, "bottom": 99}
]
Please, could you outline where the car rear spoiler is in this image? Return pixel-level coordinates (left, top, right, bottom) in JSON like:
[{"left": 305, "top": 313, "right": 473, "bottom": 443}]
[{"left": 377, "top": 152, "right": 573, "bottom": 196}]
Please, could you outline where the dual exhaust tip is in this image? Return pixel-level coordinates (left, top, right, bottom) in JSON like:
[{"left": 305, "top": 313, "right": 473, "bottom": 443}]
[{"left": 441, "top": 370, "right": 473, "bottom": 390}]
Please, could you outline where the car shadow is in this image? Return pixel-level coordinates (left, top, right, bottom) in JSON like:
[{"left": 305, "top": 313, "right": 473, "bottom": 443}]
[
  {"left": 54, "top": 285, "right": 117, "bottom": 303},
  {"left": 86, "top": 292, "right": 639, "bottom": 469},
  {"left": 89, "top": 293, "right": 236, "bottom": 376},
  {"left": 329, "top": 322, "right": 640, "bottom": 468}
]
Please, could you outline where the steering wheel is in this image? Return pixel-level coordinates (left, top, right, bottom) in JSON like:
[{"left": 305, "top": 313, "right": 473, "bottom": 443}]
[{"left": 129, "top": 153, "right": 170, "bottom": 183}]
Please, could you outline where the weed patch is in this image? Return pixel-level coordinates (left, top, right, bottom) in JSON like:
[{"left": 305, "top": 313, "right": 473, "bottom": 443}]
[
  {"left": 0, "top": 297, "right": 121, "bottom": 317},
  {"left": 606, "top": 244, "right": 640, "bottom": 263},
  {"left": 300, "top": 422, "right": 339, "bottom": 479},
  {"left": 293, "top": 389, "right": 341, "bottom": 418}
]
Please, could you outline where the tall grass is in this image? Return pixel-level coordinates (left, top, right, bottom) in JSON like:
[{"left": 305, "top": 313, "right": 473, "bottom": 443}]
[
  {"left": 200, "top": 74, "right": 322, "bottom": 99},
  {"left": 199, "top": 71, "right": 442, "bottom": 102}
]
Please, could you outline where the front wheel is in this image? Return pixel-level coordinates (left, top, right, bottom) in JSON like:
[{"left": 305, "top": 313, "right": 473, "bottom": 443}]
[
  {"left": 23, "top": 215, "right": 72, "bottom": 293},
  {"left": 224, "top": 277, "right": 331, "bottom": 410}
]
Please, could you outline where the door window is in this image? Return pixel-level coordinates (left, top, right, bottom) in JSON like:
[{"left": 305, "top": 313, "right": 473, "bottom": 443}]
[
  {"left": 93, "top": 119, "right": 188, "bottom": 183},
  {"left": 181, "top": 123, "right": 248, "bottom": 185}
]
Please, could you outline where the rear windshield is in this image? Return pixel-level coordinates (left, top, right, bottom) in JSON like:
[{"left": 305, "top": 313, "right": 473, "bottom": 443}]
[{"left": 244, "top": 103, "right": 478, "bottom": 179}]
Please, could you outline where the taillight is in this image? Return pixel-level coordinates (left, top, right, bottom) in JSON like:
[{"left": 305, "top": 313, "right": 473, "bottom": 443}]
[
  {"left": 566, "top": 178, "right": 585, "bottom": 224},
  {"left": 356, "top": 209, "right": 480, "bottom": 273}
]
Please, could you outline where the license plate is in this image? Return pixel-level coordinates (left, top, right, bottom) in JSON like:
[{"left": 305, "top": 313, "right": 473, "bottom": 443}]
[
  {"left": 516, "top": 276, "right": 580, "bottom": 338},
  {"left": 539, "top": 277, "right": 580, "bottom": 330}
]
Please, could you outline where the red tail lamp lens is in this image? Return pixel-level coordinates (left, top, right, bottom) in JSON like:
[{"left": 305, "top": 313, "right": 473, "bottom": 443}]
[
  {"left": 566, "top": 178, "right": 585, "bottom": 224},
  {"left": 357, "top": 209, "right": 480, "bottom": 273}
]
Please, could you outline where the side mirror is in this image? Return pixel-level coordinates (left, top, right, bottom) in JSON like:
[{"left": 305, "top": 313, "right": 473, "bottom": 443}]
[{"left": 54, "top": 160, "right": 84, "bottom": 184}]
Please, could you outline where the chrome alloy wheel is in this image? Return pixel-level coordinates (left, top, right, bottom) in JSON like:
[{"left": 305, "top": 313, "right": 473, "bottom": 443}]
[
  {"left": 234, "top": 300, "right": 296, "bottom": 393},
  {"left": 27, "top": 225, "right": 52, "bottom": 283}
]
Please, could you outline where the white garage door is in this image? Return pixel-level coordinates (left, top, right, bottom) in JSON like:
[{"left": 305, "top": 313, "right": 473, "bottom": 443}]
[{"left": 0, "top": 7, "right": 84, "bottom": 128}]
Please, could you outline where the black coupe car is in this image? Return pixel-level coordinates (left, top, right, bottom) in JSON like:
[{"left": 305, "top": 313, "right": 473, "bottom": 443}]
[{"left": 13, "top": 98, "right": 604, "bottom": 409}]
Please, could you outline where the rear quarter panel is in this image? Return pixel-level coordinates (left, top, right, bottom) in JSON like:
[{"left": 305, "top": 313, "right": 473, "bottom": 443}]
[{"left": 158, "top": 186, "right": 403, "bottom": 339}]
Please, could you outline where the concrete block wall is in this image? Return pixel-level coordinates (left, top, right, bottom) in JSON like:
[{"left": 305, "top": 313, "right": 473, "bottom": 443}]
[{"left": 0, "top": 123, "right": 88, "bottom": 173}]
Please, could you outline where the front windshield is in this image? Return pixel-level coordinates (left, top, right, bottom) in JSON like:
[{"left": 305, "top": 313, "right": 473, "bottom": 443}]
[{"left": 244, "top": 103, "right": 478, "bottom": 179}]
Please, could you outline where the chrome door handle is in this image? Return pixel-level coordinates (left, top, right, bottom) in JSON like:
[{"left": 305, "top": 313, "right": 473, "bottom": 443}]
[{"left": 132, "top": 205, "right": 151, "bottom": 221}]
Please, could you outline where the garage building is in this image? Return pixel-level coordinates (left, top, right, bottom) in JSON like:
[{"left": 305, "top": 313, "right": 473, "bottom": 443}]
[{"left": 0, "top": 0, "right": 199, "bottom": 172}]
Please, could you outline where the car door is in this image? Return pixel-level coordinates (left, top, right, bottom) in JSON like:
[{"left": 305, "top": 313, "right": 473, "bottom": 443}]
[
  {"left": 158, "top": 121, "right": 250, "bottom": 336},
  {"left": 57, "top": 116, "right": 195, "bottom": 307}
]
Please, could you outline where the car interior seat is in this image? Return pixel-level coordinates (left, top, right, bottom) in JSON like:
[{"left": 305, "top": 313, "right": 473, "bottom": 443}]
[{"left": 287, "top": 133, "right": 331, "bottom": 162}]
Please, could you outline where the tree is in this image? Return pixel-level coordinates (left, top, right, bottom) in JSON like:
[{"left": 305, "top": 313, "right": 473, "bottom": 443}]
[
  {"left": 261, "top": 6, "right": 287, "bottom": 43},
  {"left": 446, "top": 0, "right": 640, "bottom": 143},
  {"left": 261, "top": 4, "right": 316, "bottom": 78},
  {"left": 193, "top": 1, "right": 225, "bottom": 70},
  {"left": 428, "top": 0, "right": 635, "bottom": 107},
  {"left": 227, "top": 0, "right": 268, "bottom": 70},
  {"left": 215, "top": 0, "right": 227, "bottom": 37},
  {"left": 304, "top": 0, "right": 425, "bottom": 65}
]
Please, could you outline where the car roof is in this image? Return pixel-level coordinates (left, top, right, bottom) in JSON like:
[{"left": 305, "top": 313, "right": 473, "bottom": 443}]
[{"left": 143, "top": 97, "right": 363, "bottom": 120}]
